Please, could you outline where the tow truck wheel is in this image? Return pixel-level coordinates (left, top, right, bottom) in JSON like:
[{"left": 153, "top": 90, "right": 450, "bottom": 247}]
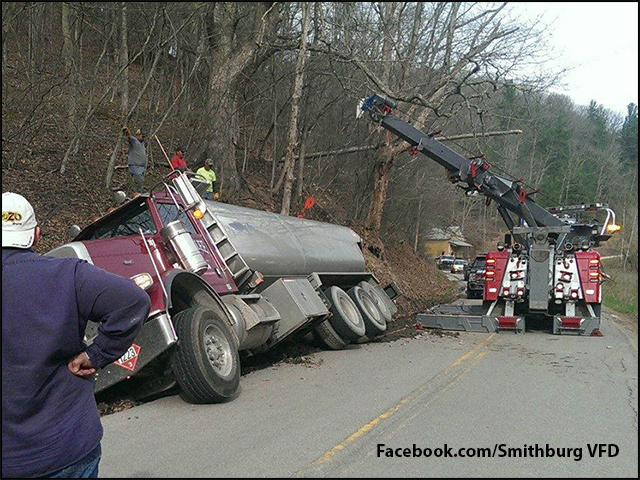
[
  {"left": 313, "top": 319, "right": 349, "bottom": 350},
  {"left": 327, "top": 286, "right": 367, "bottom": 341},
  {"left": 358, "top": 281, "right": 392, "bottom": 323},
  {"left": 348, "top": 286, "right": 387, "bottom": 337},
  {"left": 171, "top": 306, "right": 240, "bottom": 404}
]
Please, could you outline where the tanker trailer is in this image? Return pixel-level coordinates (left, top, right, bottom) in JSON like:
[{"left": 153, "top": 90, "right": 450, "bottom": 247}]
[{"left": 47, "top": 171, "right": 400, "bottom": 403}]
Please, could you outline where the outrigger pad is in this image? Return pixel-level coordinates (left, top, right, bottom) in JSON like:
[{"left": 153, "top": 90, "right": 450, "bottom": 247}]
[
  {"left": 415, "top": 313, "right": 525, "bottom": 334},
  {"left": 553, "top": 316, "right": 602, "bottom": 336},
  {"left": 416, "top": 314, "right": 496, "bottom": 333}
]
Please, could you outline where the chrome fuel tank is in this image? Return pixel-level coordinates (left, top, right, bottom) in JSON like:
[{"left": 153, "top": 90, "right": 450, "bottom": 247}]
[{"left": 204, "top": 201, "right": 366, "bottom": 276}]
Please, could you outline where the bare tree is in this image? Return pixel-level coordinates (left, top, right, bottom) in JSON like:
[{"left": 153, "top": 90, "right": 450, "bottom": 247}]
[
  {"left": 120, "top": 2, "right": 129, "bottom": 114},
  {"left": 61, "top": 3, "right": 78, "bottom": 134},
  {"left": 278, "top": 2, "right": 311, "bottom": 215}
]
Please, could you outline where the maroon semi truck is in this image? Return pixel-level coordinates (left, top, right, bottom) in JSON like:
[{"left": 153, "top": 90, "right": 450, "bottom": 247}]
[{"left": 48, "top": 171, "right": 400, "bottom": 404}]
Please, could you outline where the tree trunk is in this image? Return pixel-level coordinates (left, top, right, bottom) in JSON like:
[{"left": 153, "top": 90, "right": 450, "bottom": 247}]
[
  {"left": 365, "top": 142, "right": 395, "bottom": 233},
  {"left": 364, "top": 2, "right": 399, "bottom": 237},
  {"left": 280, "top": 2, "right": 310, "bottom": 216},
  {"left": 295, "top": 132, "right": 308, "bottom": 204},
  {"left": 414, "top": 195, "right": 423, "bottom": 253},
  {"left": 120, "top": 2, "right": 129, "bottom": 114},
  {"left": 61, "top": 3, "right": 77, "bottom": 135},
  {"left": 202, "top": 2, "right": 278, "bottom": 197}
]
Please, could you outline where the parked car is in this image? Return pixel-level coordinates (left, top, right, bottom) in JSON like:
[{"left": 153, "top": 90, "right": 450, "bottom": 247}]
[
  {"left": 466, "top": 254, "right": 487, "bottom": 299},
  {"left": 450, "top": 259, "right": 468, "bottom": 274},
  {"left": 436, "top": 255, "right": 456, "bottom": 270}
]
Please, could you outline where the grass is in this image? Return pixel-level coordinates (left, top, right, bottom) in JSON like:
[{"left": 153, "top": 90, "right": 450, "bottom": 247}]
[{"left": 602, "top": 261, "right": 638, "bottom": 316}]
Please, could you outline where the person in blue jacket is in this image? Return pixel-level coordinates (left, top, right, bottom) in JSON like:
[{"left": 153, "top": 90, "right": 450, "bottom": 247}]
[{"left": 2, "top": 192, "right": 151, "bottom": 478}]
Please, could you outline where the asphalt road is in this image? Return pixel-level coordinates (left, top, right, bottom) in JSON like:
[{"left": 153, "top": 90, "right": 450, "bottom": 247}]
[{"left": 99, "top": 294, "right": 637, "bottom": 478}]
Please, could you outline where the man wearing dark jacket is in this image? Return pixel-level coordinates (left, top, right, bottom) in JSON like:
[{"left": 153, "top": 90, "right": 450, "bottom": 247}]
[
  {"left": 2, "top": 192, "right": 150, "bottom": 478},
  {"left": 122, "top": 126, "right": 148, "bottom": 194}
]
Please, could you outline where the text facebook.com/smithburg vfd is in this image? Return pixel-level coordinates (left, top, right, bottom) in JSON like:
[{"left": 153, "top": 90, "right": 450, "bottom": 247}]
[{"left": 377, "top": 444, "right": 620, "bottom": 462}]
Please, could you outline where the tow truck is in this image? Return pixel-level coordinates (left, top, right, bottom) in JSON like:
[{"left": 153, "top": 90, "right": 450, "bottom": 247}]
[
  {"left": 360, "top": 94, "right": 621, "bottom": 335},
  {"left": 48, "top": 171, "right": 400, "bottom": 403}
]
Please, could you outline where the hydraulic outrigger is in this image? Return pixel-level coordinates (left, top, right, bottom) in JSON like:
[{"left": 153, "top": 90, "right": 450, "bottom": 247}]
[{"left": 361, "top": 94, "right": 621, "bottom": 335}]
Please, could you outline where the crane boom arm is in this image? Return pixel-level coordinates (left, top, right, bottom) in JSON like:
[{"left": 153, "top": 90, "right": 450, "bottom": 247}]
[{"left": 361, "top": 94, "right": 564, "bottom": 230}]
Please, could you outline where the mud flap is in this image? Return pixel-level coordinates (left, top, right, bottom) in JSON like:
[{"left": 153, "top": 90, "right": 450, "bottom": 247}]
[{"left": 553, "top": 316, "right": 602, "bottom": 336}]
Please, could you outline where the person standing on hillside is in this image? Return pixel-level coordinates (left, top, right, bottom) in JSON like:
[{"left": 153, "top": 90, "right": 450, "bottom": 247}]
[
  {"left": 2, "top": 192, "right": 150, "bottom": 478},
  {"left": 169, "top": 147, "right": 189, "bottom": 171},
  {"left": 195, "top": 159, "right": 219, "bottom": 200},
  {"left": 122, "top": 126, "right": 148, "bottom": 194}
]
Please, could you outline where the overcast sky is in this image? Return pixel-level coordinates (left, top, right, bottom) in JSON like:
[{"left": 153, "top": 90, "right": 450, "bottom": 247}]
[{"left": 509, "top": 2, "right": 638, "bottom": 117}]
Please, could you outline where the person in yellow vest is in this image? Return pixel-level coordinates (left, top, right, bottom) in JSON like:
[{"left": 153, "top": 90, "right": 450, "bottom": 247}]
[{"left": 196, "top": 159, "right": 219, "bottom": 200}]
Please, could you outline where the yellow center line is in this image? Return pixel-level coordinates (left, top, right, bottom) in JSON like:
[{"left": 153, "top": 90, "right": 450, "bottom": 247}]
[{"left": 304, "top": 333, "right": 497, "bottom": 470}]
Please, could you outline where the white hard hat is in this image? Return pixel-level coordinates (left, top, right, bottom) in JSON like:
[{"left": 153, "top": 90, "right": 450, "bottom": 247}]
[{"left": 2, "top": 192, "right": 38, "bottom": 248}]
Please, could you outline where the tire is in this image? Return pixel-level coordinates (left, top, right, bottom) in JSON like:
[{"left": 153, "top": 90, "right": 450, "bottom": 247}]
[
  {"left": 358, "top": 281, "right": 392, "bottom": 323},
  {"left": 313, "top": 319, "right": 349, "bottom": 350},
  {"left": 171, "top": 306, "right": 240, "bottom": 404},
  {"left": 348, "top": 286, "right": 387, "bottom": 337},
  {"left": 326, "top": 286, "right": 366, "bottom": 341}
]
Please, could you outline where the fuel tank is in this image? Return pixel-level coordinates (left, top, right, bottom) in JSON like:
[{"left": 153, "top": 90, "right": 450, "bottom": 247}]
[{"left": 204, "top": 201, "right": 366, "bottom": 276}]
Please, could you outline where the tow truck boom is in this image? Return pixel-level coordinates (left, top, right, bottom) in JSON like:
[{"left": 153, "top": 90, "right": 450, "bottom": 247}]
[{"left": 361, "top": 94, "right": 614, "bottom": 251}]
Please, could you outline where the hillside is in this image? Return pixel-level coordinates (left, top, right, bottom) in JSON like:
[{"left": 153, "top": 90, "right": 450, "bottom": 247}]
[{"left": 1, "top": 118, "right": 457, "bottom": 323}]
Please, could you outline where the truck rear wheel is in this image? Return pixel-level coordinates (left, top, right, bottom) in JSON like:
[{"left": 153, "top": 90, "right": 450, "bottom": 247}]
[
  {"left": 348, "top": 286, "right": 387, "bottom": 337},
  {"left": 327, "top": 286, "right": 366, "bottom": 341},
  {"left": 358, "top": 281, "right": 392, "bottom": 323},
  {"left": 313, "top": 320, "right": 348, "bottom": 350},
  {"left": 171, "top": 306, "right": 240, "bottom": 404}
]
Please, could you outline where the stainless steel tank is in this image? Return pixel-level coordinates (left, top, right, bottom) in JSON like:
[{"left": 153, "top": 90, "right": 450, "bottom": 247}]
[{"left": 203, "top": 201, "right": 366, "bottom": 276}]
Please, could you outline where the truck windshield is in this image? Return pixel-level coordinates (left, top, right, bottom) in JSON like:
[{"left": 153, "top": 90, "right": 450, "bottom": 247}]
[
  {"left": 155, "top": 203, "right": 198, "bottom": 235},
  {"left": 85, "top": 199, "right": 156, "bottom": 240}
]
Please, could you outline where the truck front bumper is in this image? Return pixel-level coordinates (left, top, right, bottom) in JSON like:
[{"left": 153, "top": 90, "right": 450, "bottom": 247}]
[{"left": 93, "top": 312, "right": 178, "bottom": 394}]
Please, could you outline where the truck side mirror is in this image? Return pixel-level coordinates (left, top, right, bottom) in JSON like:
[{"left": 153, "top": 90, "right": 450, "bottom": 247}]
[{"left": 68, "top": 225, "right": 81, "bottom": 240}]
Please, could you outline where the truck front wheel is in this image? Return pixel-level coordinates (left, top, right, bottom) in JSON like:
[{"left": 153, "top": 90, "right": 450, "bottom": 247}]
[{"left": 171, "top": 306, "right": 240, "bottom": 404}]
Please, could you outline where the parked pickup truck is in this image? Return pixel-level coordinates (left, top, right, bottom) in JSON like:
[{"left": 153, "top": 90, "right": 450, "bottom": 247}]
[
  {"left": 436, "top": 255, "right": 455, "bottom": 270},
  {"left": 48, "top": 171, "right": 400, "bottom": 404},
  {"left": 465, "top": 254, "right": 487, "bottom": 299}
]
